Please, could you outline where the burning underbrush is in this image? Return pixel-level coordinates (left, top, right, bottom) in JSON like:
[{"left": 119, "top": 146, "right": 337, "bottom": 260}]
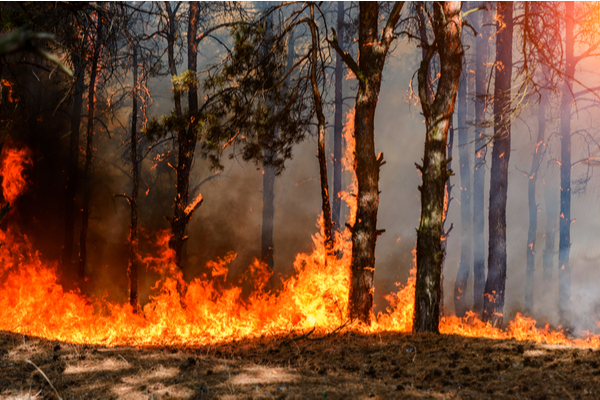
[{"left": 1, "top": 140, "right": 600, "bottom": 352}]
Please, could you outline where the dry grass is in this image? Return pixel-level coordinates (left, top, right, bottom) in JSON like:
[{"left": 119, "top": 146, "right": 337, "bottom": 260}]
[{"left": 1, "top": 329, "right": 599, "bottom": 399}]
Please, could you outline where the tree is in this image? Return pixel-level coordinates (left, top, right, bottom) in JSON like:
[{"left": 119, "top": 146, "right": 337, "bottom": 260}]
[
  {"left": 557, "top": 1, "right": 574, "bottom": 324},
  {"left": 472, "top": 3, "right": 492, "bottom": 317},
  {"left": 483, "top": 1, "right": 513, "bottom": 326},
  {"left": 78, "top": 12, "right": 104, "bottom": 281},
  {"left": 329, "top": 1, "right": 404, "bottom": 324},
  {"left": 453, "top": 53, "right": 471, "bottom": 317},
  {"left": 152, "top": 2, "right": 243, "bottom": 274},
  {"left": 413, "top": 1, "right": 463, "bottom": 333},
  {"left": 331, "top": 1, "right": 346, "bottom": 237},
  {"left": 524, "top": 67, "right": 550, "bottom": 313}
]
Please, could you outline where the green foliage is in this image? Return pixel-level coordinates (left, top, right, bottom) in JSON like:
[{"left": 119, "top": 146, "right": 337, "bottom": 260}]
[
  {"left": 201, "top": 19, "right": 311, "bottom": 175},
  {"left": 172, "top": 70, "right": 199, "bottom": 96}
]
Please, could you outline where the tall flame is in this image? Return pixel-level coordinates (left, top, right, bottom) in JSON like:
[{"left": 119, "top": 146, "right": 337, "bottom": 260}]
[{"left": 0, "top": 141, "right": 599, "bottom": 349}]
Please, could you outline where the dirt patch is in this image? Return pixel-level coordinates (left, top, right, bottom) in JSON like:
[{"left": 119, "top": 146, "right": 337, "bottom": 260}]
[{"left": 0, "top": 329, "right": 598, "bottom": 399}]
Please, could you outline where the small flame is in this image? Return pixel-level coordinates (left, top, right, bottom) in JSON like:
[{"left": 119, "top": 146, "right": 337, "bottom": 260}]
[{"left": 1, "top": 144, "right": 32, "bottom": 203}]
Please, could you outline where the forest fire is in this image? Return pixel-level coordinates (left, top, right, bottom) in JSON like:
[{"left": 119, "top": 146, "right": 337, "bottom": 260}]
[{"left": 0, "top": 137, "right": 598, "bottom": 351}]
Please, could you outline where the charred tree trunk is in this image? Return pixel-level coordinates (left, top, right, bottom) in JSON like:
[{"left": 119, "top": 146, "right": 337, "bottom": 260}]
[
  {"left": 330, "top": 2, "right": 403, "bottom": 324},
  {"left": 261, "top": 163, "right": 275, "bottom": 272},
  {"left": 78, "top": 19, "right": 103, "bottom": 282},
  {"left": 168, "top": 2, "right": 202, "bottom": 271},
  {"left": 559, "top": 1, "right": 574, "bottom": 323},
  {"left": 453, "top": 66, "right": 472, "bottom": 317},
  {"left": 483, "top": 1, "right": 513, "bottom": 326},
  {"left": 260, "top": 10, "right": 277, "bottom": 277},
  {"left": 309, "top": 5, "right": 333, "bottom": 251},
  {"left": 414, "top": 1, "right": 463, "bottom": 333},
  {"left": 62, "top": 53, "right": 85, "bottom": 274},
  {"left": 524, "top": 80, "right": 548, "bottom": 313},
  {"left": 543, "top": 161, "right": 559, "bottom": 282},
  {"left": 129, "top": 44, "right": 140, "bottom": 311},
  {"left": 473, "top": 5, "right": 492, "bottom": 316},
  {"left": 332, "top": 1, "right": 345, "bottom": 236}
]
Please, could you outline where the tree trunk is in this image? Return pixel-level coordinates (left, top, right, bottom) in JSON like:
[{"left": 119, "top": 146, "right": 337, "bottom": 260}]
[
  {"left": 168, "top": 2, "right": 202, "bottom": 271},
  {"left": 483, "top": 1, "right": 513, "bottom": 326},
  {"left": 472, "top": 5, "right": 492, "bottom": 317},
  {"left": 332, "top": 1, "right": 345, "bottom": 236},
  {"left": 260, "top": 9, "right": 277, "bottom": 277},
  {"left": 61, "top": 53, "right": 85, "bottom": 275},
  {"left": 542, "top": 161, "right": 559, "bottom": 282},
  {"left": 333, "top": 2, "right": 403, "bottom": 324},
  {"left": 129, "top": 44, "right": 140, "bottom": 312},
  {"left": 309, "top": 5, "right": 333, "bottom": 251},
  {"left": 453, "top": 65, "right": 471, "bottom": 317},
  {"left": 558, "top": 1, "right": 574, "bottom": 324},
  {"left": 414, "top": 1, "right": 463, "bottom": 333},
  {"left": 524, "top": 77, "right": 548, "bottom": 313},
  {"left": 78, "top": 19, "right": 103, "bottom": 282}
]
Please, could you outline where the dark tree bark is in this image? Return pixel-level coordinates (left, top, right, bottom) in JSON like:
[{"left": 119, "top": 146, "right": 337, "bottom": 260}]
[
  {"left": 483, "top": 1, "right": 513, "bottom": 326},
  {"left": 414, "top": 1, "right": 463, "bottom": 333},
  {"left": 309, "top": 4, "right": 333, "bottom": 251},
  {"left": 261, "top": 165, "right": 275, "bottom": 271},
  {"left": 542, "top": 161, "right": 559, "bottom": 283},
  {"left": 332, "top": 1, "right": 345, "bottom": 236},
  {"left": 128, "top": 44, "right": 140, "bottom": 311},
  {"left": 524, "top": 79, "right": 548, "bottom": 313},
  {"left": 78, "top": 18, "right": 103, "bottom": 282},
  {"left": 61, "top": 53, "right": 85, "bottom": 275},
  {"left": 168, "top": 1, "right": 203, "bottom": 271},
  {"left": 260, "top": 10, "right": 277, "bottom": 277},
  {"left": 558, "top": 1, "right": 574, "bottom": 323},
  {"left": 453, "top": 65, "right": 472, "bottom": 317},
  {"left": 473, "top": 5, "right": 492, "bottom": 317},
  {"left": 329, "top": 1, "right": 403, "bottom": 324}
]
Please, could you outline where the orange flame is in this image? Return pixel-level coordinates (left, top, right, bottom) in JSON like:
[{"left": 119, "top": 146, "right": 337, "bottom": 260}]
[
  {"left": 1, "top": 144, "right": 32, "bottom": 203},
  {"left": 0, "top": 142, "right": 600, "bottom": 349}
]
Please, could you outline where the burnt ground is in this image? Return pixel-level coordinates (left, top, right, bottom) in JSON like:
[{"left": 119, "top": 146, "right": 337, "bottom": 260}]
[{"left": 1, "top": 330, "right": 599, "bottom": 399}]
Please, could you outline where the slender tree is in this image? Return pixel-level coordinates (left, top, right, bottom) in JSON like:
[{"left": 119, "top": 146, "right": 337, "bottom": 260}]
[
  {"left": 331, "top": 1, "right": 345, "bottom": 237},
  {"left": 472, "top": 4, "right": 492, "bottom": 316},
  {"left": 413, "top": 1, "right": 463, "bottom": 333},
  {"left": 557, "top": 1, "right": 575, "bottom": 323},
  {"left": 78, "top": 15, "right": 104, "bottom": 281},
  {"left": 483, "top": 1, "right": 513, "bottom": 326},
  {"left": 453, "top": 62, "right": 471, "bottom": 317},
  {"left": 524, "top": 71, "right": 549, "bottom": 313}
]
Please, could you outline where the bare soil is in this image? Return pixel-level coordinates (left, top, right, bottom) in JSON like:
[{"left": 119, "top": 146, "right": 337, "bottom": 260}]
[{"left": 1, "top": 329, "right": 599, "bottom": 399}]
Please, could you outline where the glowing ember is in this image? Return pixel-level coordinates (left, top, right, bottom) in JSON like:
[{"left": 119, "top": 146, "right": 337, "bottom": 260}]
[{"left": 0, "top": 142, "right": 599, "bottom": 349}]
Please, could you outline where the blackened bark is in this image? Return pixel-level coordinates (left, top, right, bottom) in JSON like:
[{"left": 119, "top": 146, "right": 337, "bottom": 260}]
[
  {"left": 524, "top": 83, "right": 548, "bottom": 313},
  {"left": 414, "top": 1, "right": 463, "bottom": 333},
  {"left": 559, "top": 1, "right": 574, "bottom": 323},
  {"left": 332, "top": 1, "right": 345, "bottom": 235},
  {"left": 260, "top": 10, "right": 277, "bottom": 276},
  {"left": 543, "top": 162, "right": 559, "bottom": 282},
  {"left": 78, "top": 19, "right": 103, "bottom": 282},
  {"left": 473, "top": 5, "right": 491, "bottom": 316},
  {"left": 329, "top": 2, "right": 403, "bottom": 324},
  {"left": 129, "top": 44, "right": 140, "bottom": 311},
  {"left": 62, "top": 54, "right": 85, "bottom": 274},
  {"left": 454, "top": 66, "right": 472, "bottom": 317},
  {"left": 261, "top": 166, "right": 275, "bottom": 272},
  {"left": 168, "top": 2, "right": 202, "bottom": 271},
  {"left": 309, "top": 5, "right": 333, "bottom": 250},
  {"left": 483, "top": 1, "right": 513, "bottom": 326}
]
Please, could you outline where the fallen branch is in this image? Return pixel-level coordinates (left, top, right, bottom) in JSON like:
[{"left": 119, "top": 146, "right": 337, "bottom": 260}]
[
  {"left": 281, "top": 320, "right": 350, "bottom": 346},
  {"left": 26, "top": 359, "right": 63, "bottom": 400}
]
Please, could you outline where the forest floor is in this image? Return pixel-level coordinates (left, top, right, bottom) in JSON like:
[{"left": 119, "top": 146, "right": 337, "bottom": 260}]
[{"left": 0, "top": 329, "right": 599, "bottom": 399}]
